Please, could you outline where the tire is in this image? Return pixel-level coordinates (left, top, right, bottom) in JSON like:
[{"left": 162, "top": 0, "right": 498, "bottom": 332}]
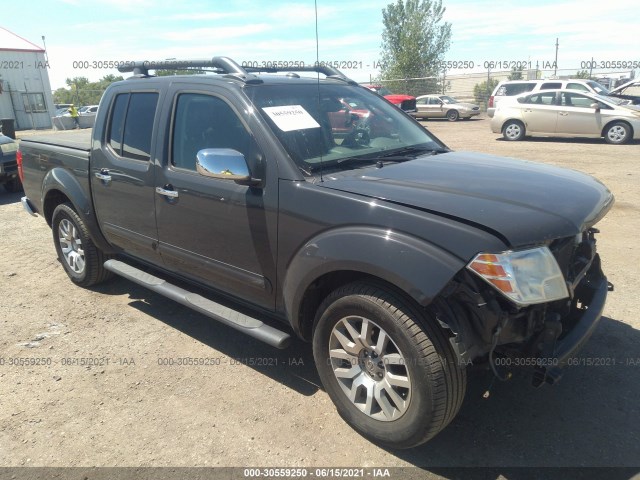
[
  {"left": 51, "top": 203, "right": 113, "bottom": 287},
  {"left": 502, "top": 120, "right": 525, "bottom": 141},
  {"left": 3, "top": 178, "right": 23, "bottom": 193},
  {"left": 312, "top": 282, "right": 466, "bottom": 449},
  {"left": 446, "top": 110, "right": 459, "bottom": 122},
  {"left": 604, "top": 122, "right": 631, "bottom": 145}
]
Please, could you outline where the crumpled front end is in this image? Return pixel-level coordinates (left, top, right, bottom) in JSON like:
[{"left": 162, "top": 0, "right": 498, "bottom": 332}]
[{"left": 434, "top": 227, "right": 611, "bottom": 387}]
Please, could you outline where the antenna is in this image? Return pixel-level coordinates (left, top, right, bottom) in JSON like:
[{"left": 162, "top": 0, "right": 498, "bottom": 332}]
[{"left": 315, "top": 0, "right": 324, "bottom": 182}]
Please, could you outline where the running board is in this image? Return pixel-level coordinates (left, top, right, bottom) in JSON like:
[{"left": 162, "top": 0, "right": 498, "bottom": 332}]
[{"left": 103, "top": 259, "right": 291, "bottom": 349}]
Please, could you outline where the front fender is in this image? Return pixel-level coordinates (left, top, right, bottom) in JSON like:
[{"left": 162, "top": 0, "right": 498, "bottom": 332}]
[
  {"left": 42, "top": 167, "right": 115, "bottom": 254},
  {"left": 283, "top": 226, "right": 466, "bottom": 335}
]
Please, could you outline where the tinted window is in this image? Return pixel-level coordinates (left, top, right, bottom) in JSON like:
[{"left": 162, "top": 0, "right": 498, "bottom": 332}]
[
  {"left": 122, "top": 93, "right": 158, "bottom": 161},
  {"left": 540, "top": 82, "right": 562, "bottom": 90},
  {"left": 108, "top": 93, "right": 129, "bottom": 154},
  {"left": 567, "top": 82, "right": 589, "bottom": 92},
  {"left": 501, "top": 83, "right": 536, "bottom": 96},
  {"left": 172, "top": 93, "right": 254, "bottom": 171}
]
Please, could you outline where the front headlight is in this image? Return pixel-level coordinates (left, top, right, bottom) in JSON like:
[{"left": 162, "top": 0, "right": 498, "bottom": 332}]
[{"left": 467, "top": 246, "right": 569, "bottom": 306}]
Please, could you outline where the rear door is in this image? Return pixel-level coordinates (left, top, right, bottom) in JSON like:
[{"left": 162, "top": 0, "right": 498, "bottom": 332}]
[
  {"left": 154, "top": 86, "right": 278, "bottom": 309},
  {"left": 521, "top": 91, "right": 559, "bottom": 134},
  {"left": 90, "top": 90, "right": 162, "bottom": 263}
]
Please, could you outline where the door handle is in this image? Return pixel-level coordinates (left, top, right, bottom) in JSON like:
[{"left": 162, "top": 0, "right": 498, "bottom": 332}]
[
  {"left": 94, "top": 169, "right": 111, "bottom": 182},
  {"left": 156, "top": 186, "right": 179, "bottom": 198},
  {"left": 559, "top": 112, "right": 569, "bottom": 116}
]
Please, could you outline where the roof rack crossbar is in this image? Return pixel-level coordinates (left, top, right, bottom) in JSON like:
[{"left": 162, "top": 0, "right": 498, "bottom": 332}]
[
  {"left": 243, "top": 65, "right": 356, "bottom": 84},
  {"left": 118, "top": 56, "right": 259, "bottom": 81}
]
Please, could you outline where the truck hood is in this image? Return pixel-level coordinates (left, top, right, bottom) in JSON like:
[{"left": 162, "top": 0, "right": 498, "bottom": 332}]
[{"left": 319, "top": 151, "right": 614, "bottom": 247}]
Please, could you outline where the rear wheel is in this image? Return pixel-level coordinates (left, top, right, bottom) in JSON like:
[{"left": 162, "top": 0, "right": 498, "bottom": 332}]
[
  {"left": 446, "top": 110, "right": 459, "bottom": 122},
  {"left": 312, "top": 282, "right": 466, "bottom": 449},
  {"left": 604, "top": 122, "right": 631, "bottom": 144},
  {"left": 51, "top": 203, "right": 113, "bottom": 287},
  {"left": 503, "top": 120, "right": 525, "bottom": 141}
]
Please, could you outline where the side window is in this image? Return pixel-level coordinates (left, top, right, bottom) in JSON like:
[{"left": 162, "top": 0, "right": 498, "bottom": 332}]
[
  {"left": 540, "top": 82, "right": 562, "bottom": 90},
  {"left": 504, "top": 83, "right": 535, "bottom": 96},
  {"left": 526, "top": 92, "right": 556, "bottom": 105},
  {"left": 122, "top": 93, "right": 158, "bottom": 161},
  {"left": 108, "top": 92, "right": 159, "bottom": 160},
  {"left": 108, "top": 94, "right": 129, "bottom": 154},
  {"left": 172, "top": 93, "right": 255, "bottom": 171},
  {"left": 416, "top": 98, "right": 427, "bottom": 105},
  {"left": 567, "top": 82, "right": 589, "bottom": 92},
  {"left": 561, "top": 92, "right": 593, "bottom": 108}
]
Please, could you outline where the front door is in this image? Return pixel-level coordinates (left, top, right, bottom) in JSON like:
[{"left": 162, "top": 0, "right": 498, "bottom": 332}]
[
  {"left": 555, "top": 92, "right": 602, "bottom": 135},
  {"left": 154, "top": 89, "right": 278, "bottom": 309}
]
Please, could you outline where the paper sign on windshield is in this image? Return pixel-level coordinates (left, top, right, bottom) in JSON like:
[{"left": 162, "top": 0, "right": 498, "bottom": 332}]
[{"left": 262, "top": 105, "right": 320, "bottom": 132}]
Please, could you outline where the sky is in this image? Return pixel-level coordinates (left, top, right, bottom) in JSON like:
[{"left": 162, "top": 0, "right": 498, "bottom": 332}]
[{"left": 3, "top": 0, "right": 639, "bottom": 89}]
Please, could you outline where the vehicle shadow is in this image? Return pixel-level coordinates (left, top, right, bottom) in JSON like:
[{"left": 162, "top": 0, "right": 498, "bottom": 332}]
[
  {"left": 496, "top": 136, "right": 640, "bottom": 145},
  {"left": 93, "top": 275, "right": 640, "bottom": 471},
  {"left": 91, "top": 275, "right": 322, "bottom": 397},
  {"left": 384, "top": 315, "right": 640, "bottom": 472},
  {"left": 0, "top": 190, "right": 23, "bottom": 206}
]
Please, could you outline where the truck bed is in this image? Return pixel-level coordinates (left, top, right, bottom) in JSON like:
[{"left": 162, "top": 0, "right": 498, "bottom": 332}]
[{"left": 21, "top": 129, "right": 92, "bottom": 151}]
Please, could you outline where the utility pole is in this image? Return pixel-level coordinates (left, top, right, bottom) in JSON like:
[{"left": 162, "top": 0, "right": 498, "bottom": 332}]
[{"left": 554, "top": 38, "right": 559, "bottom": 77}]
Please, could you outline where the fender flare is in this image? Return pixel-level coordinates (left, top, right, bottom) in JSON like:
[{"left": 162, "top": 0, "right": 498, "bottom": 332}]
[
  {"left": 42, "top": 167, "right": 116, "bottom": 254},
  {"left": 282, "top": 226, "right": 466, "bottom": 336}
]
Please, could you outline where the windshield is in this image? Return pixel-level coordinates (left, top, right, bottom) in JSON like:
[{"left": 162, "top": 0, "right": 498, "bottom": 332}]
[
  {"left": 594, "top": 93, "right": 626, "bottom": 105},
  {"left": 588, "top": 81, "right": 610, "bottom": 95},
  {"left": 247, "top": 83, "right": 444, "bottom": 174},
  {"left": 440, "top": 96, "right": 457, "bottom": 104}
]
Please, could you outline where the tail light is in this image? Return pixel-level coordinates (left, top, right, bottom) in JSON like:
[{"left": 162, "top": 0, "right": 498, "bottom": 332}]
[
  {"left": 488, "top": 96, "right": 494, "bottom": 108},
  {"left": 17, "top": 150, "right": 24, "bottom": 182}
]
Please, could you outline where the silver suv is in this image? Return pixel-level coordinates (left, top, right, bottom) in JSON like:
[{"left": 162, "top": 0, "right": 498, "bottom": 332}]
[{"left": 487, "top": 79, "right": 610, "bottom": 117}]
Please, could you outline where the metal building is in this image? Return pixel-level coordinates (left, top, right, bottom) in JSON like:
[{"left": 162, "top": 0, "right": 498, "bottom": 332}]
[{"left": 0, "top": 26, "right": 55, "bottom": 130}]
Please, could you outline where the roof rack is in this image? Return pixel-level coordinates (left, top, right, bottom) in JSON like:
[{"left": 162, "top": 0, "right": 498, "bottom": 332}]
[{"left": 117, "top": 56, "right": 356, "bottom": 85}]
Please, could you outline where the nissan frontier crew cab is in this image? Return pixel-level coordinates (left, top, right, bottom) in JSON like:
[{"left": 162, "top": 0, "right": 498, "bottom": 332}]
[{"left": 18, "top": 57, "right": 614, "bottom": 449}]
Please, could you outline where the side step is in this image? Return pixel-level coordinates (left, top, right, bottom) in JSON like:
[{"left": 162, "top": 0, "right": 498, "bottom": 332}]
[{"left": 103, "top": 259, "right": 291, "bottom": 349}]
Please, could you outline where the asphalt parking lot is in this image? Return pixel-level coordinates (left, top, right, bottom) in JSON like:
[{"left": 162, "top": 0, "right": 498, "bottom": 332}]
[{"left": 1, "top": 117, "right": 638, "bottom": 476}]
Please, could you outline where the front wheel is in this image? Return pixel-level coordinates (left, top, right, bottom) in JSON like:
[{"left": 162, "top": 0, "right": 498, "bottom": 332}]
[
  {"left": 604, "top": 122, "right": 631, "bottom": 144},
  {"left": 51, "top": 203, "right": 113, "bottom": 287},
  {"left": 446, "top": 110, "right": 459, "bottom": 122},
  {"left": 503, "top": 120, "right": 525, "bottom": 141},
  {"left": 312, "top": 282, "right": 466, "bottom": 449}
]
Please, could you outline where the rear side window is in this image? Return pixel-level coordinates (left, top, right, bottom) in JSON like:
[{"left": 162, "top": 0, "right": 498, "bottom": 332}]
[
  {"left": 526, "top": 92, "right": 557, "bottom": 105},
  {"left": 498, "top": 83, "right": 536, "bottom": 96},
  {"left": 108, "top": 92, "right": 159, "bottom": 161},
  {"left": 540, "top": 82, "right": 562, "bottom": 90}
]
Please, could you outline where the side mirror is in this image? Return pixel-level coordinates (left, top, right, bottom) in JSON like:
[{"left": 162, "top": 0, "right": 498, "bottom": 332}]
[
  {"left": 590, "top": 102, "right": 601, "bottom": 112},
  {"left": 196, "top": 148, "right": 261, "bottom": 187}
]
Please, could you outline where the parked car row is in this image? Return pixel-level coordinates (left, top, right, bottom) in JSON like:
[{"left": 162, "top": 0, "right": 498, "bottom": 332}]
[{"left": 487, "top": 78, "right": 638, "bottom": 117}]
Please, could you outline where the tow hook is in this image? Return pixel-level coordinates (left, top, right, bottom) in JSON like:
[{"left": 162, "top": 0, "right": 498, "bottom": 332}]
[{"left": 607, "top": 282, "right": 614, "bottom": 292}]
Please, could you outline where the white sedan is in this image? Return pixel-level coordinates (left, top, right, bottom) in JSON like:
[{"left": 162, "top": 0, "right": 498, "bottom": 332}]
[{"left": 491, "top": 89, "right": 640, "bottom": 144}]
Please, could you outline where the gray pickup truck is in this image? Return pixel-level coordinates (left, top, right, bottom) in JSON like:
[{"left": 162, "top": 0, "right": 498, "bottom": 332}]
[{"left": 18, "top": 57, "right": 614, "bottom": 448}]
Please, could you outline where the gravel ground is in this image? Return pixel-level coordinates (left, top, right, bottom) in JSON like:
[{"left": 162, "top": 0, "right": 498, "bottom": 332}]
[{"left": 1, "top": 117, "right": 639, "bottom": 477}]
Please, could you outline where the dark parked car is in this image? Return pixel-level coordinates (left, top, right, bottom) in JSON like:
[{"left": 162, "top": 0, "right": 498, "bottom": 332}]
[
  {"left": 0, "top": 134, "right": 21, "bottom": 192},
  {"left": 19, "top": 57, "right": 613, "bottom": 449}
]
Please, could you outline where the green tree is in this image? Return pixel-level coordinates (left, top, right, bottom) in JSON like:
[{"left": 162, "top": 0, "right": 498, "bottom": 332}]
[
  {"left": 508, "top": 67, "right": 523, "bottom": 80},
  {"left": 53, "top": 75, "right": 124, "bottom": 106},
  {"left": 473, "top": 77, "right": 500, "bottom": 107},
  {"left": 379, "top": 0, "right": 452, "bottom": 96},
  {"left": 571, "top": 69, "right": 591, "bottom": 79}
]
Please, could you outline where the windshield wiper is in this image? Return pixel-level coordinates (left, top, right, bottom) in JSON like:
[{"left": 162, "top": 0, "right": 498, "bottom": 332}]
[{"left": 336, "top": 145, "right": 449, "bottom": 165}]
